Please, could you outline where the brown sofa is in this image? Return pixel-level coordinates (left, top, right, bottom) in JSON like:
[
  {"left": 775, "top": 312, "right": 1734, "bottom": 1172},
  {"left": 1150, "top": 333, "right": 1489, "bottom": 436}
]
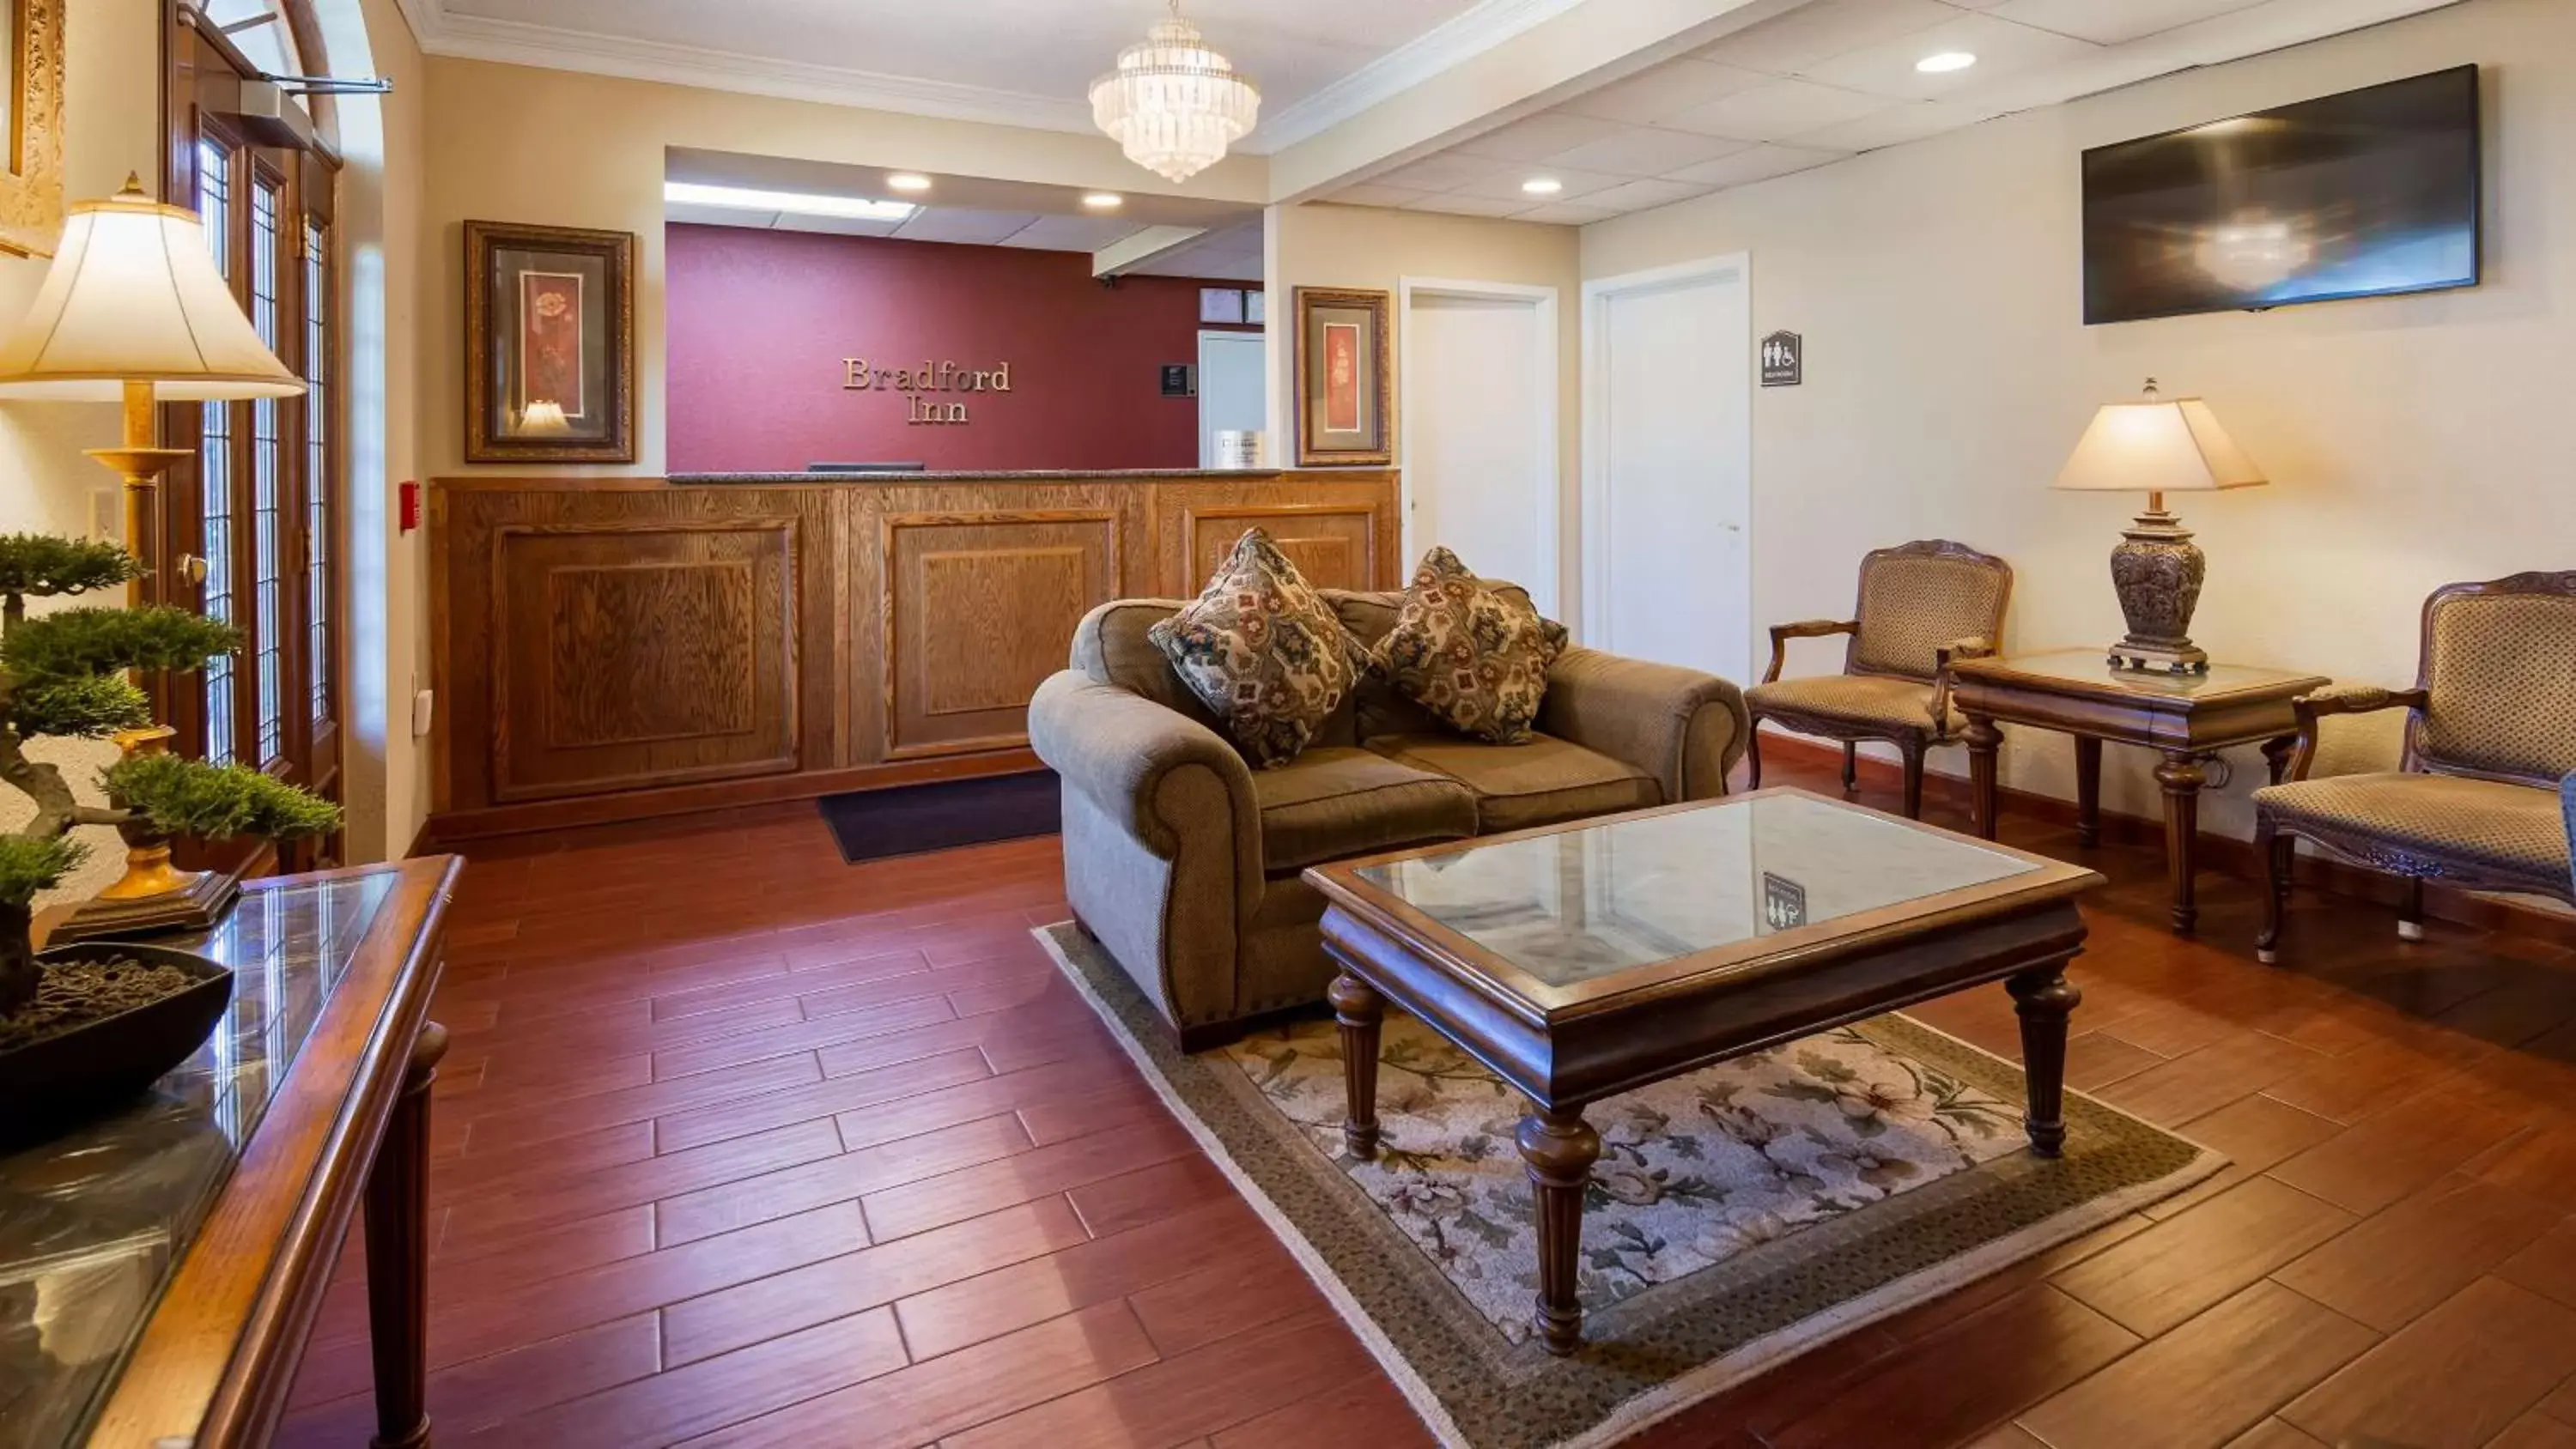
[{"left": 1028, "top": 589, "right": 1750, "bottom": 1049}]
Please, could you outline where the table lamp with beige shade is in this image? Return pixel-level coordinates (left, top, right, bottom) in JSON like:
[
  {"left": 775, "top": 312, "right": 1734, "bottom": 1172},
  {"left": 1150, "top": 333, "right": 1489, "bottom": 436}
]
[
  {"left": 2054, "top": 378, "right": 2269, "bottom": 675},
  {"left": 0, "top": 174, "right": 304, "bottom": 936}
]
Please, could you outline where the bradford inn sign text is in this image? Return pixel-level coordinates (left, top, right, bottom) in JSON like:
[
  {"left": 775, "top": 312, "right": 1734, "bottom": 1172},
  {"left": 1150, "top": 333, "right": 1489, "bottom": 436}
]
[{"left": 843, "top": 356, "right": 1012, "bottom": 425}]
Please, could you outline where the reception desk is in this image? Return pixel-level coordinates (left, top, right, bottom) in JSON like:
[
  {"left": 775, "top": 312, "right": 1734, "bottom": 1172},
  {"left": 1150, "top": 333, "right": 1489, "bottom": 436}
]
[{"left": 427, "top": 468, "right": 1400, "bottom": 840}]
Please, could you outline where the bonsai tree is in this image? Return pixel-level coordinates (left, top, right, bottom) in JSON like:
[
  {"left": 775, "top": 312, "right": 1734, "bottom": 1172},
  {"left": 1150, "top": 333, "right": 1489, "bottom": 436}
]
[{"left": 0, "top": 533, "right": 339, "bottom": 1016}]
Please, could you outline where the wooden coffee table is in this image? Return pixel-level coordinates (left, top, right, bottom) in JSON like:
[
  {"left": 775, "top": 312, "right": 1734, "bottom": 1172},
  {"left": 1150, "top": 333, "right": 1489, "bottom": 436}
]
[{"left": 1304, "top": 788, "right": 2102, "bottom": 1355}]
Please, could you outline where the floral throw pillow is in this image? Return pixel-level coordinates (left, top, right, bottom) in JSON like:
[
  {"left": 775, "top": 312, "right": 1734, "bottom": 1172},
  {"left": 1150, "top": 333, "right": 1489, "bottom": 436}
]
[
  {"left": 1149, "top": 529, "right": 1364, "bottom": 769},
  {"left": 1372, "top": 548, "right": 1569, "bottom": 745}
]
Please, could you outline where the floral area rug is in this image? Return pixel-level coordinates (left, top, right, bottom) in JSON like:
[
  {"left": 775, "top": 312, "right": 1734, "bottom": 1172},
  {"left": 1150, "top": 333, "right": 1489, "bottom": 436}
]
[{"left": 1036, "top": 923, "right": 2223, "bottom": 1449}]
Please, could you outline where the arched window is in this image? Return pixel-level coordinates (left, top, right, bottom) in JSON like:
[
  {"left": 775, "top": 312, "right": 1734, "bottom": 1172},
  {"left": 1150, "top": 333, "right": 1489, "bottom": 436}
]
[{"left": 165, "top": 0, "right": 345, "bottom": 869}]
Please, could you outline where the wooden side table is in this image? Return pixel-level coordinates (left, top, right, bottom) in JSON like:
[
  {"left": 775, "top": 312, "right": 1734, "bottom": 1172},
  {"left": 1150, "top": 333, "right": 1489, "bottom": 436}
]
[
  {"left": 1, "top": 857, "right": 459, "bottom": 1448},
  {"left": 1949, "top": 652, "right": 2329, "bottom": 934}
]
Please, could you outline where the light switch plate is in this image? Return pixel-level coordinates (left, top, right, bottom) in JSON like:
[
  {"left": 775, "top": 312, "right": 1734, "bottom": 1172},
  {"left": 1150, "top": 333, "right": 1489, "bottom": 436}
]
[{"left": 410, "top": 688, "right": 434, "bottom": 738}]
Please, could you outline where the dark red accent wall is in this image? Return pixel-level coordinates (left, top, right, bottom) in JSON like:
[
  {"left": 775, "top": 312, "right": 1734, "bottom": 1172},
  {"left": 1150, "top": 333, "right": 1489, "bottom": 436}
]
[{"left": 666, "top": 222, "right": 1255, "bottom": 472}]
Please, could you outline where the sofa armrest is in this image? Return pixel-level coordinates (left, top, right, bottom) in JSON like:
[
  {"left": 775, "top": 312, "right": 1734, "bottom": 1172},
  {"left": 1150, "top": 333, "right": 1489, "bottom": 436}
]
[
  {"left": 2284, "top": 683, "right": 2427, "bottom": 783},
  {"left": 1027, "top": 671, "right": 1262, "bottom": 919},
  {"left": 1540, "top": 647, "right": 1750, "bottom": 803},
  {"left": 1764, "top": 619, "right": 1858, "bottom": 684}
]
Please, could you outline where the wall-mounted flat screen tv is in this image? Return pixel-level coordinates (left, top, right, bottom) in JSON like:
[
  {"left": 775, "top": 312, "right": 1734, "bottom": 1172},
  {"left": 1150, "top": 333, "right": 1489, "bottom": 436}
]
[{"left": 2081, "top": 65, "right": 2481, "bottom": 324}]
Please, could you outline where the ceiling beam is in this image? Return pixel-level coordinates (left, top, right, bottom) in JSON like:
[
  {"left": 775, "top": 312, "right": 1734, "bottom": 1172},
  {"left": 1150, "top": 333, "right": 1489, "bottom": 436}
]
[
  {"left": 1092, "top": 226, "right": 1210, "bottom": 278},
  {"left": 1263, "top": 0, "right": 1812, "bottom": 203}
]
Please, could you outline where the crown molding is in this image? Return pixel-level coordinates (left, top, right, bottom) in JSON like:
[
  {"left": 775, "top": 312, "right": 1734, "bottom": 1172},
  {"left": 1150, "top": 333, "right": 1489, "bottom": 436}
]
[
  {"left": 407, "top": 2, "right": 1097, "bottom": 135},
  {"left": 1242, "top": 0, "right": 1593, "bottom": 155}
]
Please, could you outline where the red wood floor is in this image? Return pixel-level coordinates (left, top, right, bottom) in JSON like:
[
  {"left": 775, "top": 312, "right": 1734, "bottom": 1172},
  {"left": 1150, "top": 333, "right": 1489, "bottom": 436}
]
[{"left": 276, "top": 755, "right": 2576, "bottom": 1447}]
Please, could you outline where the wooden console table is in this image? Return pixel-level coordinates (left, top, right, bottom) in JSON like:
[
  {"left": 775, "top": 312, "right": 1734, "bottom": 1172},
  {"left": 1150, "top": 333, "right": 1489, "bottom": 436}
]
[
  {"left": 1950, "top": 652, "right": 2329, "bottom": 934},
  {"left": 0, "top": 857, "right": 459, "bottom": 1447}
]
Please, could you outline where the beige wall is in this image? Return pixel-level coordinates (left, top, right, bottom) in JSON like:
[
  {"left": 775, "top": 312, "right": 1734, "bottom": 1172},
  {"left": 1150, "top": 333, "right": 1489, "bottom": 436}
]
[
  {"left": 1265, "top": 202, "right": 1584, "bottom": 610},
  {"left": 1581, "top": 0, "right": 2571, "bottom": 837}
]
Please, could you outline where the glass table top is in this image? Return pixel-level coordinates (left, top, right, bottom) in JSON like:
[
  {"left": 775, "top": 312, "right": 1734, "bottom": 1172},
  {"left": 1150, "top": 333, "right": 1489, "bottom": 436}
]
[
  {"left": 1961, "top": 650, "right": 2328, "bottom": 701},
  {"left": 1352, "top": 792, "right": 2043, "bottom": 990},
  {"left": 0, "top": 869, "right": 401, "bottom": 1449}
]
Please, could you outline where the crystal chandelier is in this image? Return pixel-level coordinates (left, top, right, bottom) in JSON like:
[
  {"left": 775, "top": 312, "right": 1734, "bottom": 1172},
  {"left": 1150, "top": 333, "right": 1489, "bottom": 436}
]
[{"left": 1090, "top": 2, "right": 1261, "bottom": 184}]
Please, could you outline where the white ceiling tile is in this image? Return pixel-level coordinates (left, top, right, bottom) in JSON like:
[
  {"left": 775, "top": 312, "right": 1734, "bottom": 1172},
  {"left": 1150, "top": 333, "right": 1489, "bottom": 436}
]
[
  {"left": 1797, "top": 13, "right": 2101, "bottom": 102},
  {"left": 1989, "top": 0, "right": 2266, "bottom": 45},
  {"left": 1660, "top": 77, "right": 1899, "bottom": 142},
  {"left": 769, "top": 212, "right": 908, "bottom": 237},
  {"left": 1515, "top": 201, "right": 1619, "bottom": 226},
  {"left": 666, "top": 202, "right": 777, "bottom": 229},
  {"left": 1578, "top": 178, "right": 1717, "bottom": 215},
  {"left": 1542, "top": 127, "right": 1753, "bottom": 179},
  {"left": 1330, "top": 183, "right": 1436, "bottom": 209},
  {"left": 1402, "top": 192, "right": 1536, "bottom": 218},
  {"left": 890, "top": 207, "right": 1042, "bottom": 245},
  {"left": 1558, "top": 60, "right": 1771, "bottom": 126},
  {"left": 1662, "top": 143, "right": 1850, "bottom": 189},
  {"left": 1449, "top": 164, "right": 1628, "bottom": 203},
  {"left": 1694, "top": 0, "right": 1965, "bottom": 75},
  {"left": 1373, "top": 153, "right": 1509, "bottom": 193},
  {"left": 1788, "top": 97, "right": 2002, "bottom": 151},
  {"left": 1452, "top": 112, "right": 1631, "bottom": 162},
  {"left": 995, "top": 214, "right": 1145, "bottom": 251}
]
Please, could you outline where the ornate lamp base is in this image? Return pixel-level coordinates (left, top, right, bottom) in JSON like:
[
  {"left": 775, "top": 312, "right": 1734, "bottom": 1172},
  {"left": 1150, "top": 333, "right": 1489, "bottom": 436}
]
[
  {"left": 2106, "top": 502, "right": 2211, "bottom": 675},
  {"left": 50, "top": 723, "right": 241, "bottom": 943}
]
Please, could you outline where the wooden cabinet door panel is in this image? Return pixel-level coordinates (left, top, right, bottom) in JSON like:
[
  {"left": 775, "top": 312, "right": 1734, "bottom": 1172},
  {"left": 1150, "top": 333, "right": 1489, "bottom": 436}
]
[{"left": 882, "top": 511, "right": 1121, "bottom": 759}]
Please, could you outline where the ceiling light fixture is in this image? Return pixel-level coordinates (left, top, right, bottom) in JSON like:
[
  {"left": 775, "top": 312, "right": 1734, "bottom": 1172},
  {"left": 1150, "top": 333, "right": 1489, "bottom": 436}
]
[
  {"left": 1090, "top": 1, "right": 1261, "bottom": 184},
  {"left": 1915, "top": 51, "right": 1978, "bottom": 74},
  {"left": 886, "top": 173, "right": 933, "bottom": 193},
  {"left": 663, "top": 180, "right": 916, "bottom": 221},
  {"left": 1081, "top": 192, "right": 1126, "bottom": 209},
  {"left": 1522, "top": 178, "right": 1564, "bottom": 196}
]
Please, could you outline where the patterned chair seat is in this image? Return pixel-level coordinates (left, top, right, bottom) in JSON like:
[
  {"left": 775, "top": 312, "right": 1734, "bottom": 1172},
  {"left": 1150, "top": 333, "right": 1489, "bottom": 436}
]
[
  {"left": 1744, "top": 674, "right": 1958, "bottom": 741},
  {"left": 2255, "top": 772, "right": 2573, "bottom": 888}
]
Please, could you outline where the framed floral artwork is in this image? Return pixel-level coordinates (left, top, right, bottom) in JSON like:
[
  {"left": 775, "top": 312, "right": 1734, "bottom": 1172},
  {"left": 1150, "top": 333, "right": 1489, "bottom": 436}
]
[
  {"left": 0, "top": 0, "right": 64, "bottom": 258},
  {"left": 1293, "top": 286, "right": 1392, "bottom": 467},
  {"left": 464, "top": 220, "right": 635, "bottom": 463}
]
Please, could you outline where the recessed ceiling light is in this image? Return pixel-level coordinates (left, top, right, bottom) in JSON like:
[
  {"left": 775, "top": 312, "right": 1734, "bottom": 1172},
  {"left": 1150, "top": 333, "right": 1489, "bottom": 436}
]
[
  {"left": 1915, "top": 51, "right": 1978, "bottom": 74},
  {"left": 886, "top": 173, "right": 933, "bottom": 193},
  {"left": 1522, "top": 178, "right": 1564, "bottom": 196},
  {"left": 663, "top": 180, "right": 916, "bottom": 221},
  {"left": 1081, "top": 192, "right": 1124, "bottom": 209}
]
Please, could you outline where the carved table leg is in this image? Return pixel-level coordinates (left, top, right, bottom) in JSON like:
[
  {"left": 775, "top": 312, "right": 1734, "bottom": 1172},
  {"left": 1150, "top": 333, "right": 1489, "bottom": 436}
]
[
  {"left": 2073, "top": 736, "right": 2103, "bottom": 848},
  {"left": 2006, "top": 970, "right": 2081, "bottom": 1158},
  {"left": 1841, "top": 742, "right": 1859, "bottom": 792},
  {"left": 1965, "top": 716, "right": 2003, "bottom": 840},
  {"left": 1516, "top": 1105, "right": 1601, "bottom": 1356},
  {"left": 365, "top": 1020, "right": 448, "bottom": 1449},
  {"left": 2154, "top": 751, "right": 2208, "bottom": 934},
  {"left": 1328, "top": 973, "right": 1384, "bottom": 1160}
]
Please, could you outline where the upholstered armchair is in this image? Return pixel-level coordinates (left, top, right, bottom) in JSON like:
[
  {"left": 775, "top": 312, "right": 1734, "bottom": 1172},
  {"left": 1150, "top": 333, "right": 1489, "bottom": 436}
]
[
  {"left": 2255, "top": 573, "right": 2576, "bottom": 963},
  {"left": 1744, "top": 540, "right": 2013, "bottom": 818}
]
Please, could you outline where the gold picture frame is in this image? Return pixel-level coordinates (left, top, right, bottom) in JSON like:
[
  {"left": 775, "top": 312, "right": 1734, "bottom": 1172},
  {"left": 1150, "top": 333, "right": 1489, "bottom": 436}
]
[
  {"left": 0, "top": 0, "right": 66, "bottom": 259},
  {"left": 464, "top": 219, "right": 637, "bottom": 463},
  {"left": 1293, "top": 286, "right": 1393, "bottom": 467}
]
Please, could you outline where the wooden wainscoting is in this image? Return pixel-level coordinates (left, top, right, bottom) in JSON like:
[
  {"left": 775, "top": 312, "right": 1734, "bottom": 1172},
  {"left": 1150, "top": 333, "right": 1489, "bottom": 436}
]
[{"left": 428, "top": 470, "right": 1397, "bottom": 840}]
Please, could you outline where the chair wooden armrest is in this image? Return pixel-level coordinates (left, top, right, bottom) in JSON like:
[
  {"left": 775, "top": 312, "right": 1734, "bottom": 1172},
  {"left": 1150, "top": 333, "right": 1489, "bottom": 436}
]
[
  {"left": 2283, "top": 684, "right": 2429, "bottom": 782},
  {"left": 1763, "top": 619, "right": 1859, "bottom": 684},
  {"left": 1929, "top": 635, "right": 1996, "bottom": 724}
]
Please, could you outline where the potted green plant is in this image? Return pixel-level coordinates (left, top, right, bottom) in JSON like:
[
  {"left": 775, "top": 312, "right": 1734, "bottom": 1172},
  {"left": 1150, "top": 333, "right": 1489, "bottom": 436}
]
[{"left": 0, "top": 533, "right": 339, "bottom": 1136}]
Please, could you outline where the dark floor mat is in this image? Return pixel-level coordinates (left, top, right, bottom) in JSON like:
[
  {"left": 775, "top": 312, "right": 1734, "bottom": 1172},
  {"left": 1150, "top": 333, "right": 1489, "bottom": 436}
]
[{"left": 817, "top": 770, "right": 1061, "bottom": 864}]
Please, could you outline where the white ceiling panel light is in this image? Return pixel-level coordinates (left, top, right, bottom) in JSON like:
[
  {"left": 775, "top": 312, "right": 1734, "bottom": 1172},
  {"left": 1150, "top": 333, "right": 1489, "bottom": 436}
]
[
  {"left": 663, "top": 180, "right": 916, "bottom": 221},
  {"left": 1090, "top": 1, "right": 1261, "bottom": 182},
  {"left": 1801, "top": 15, "right": 2099, "bottom": 101},
  {"left": 886, "top": 173, "right": 934, "bottom": 192},
  {"left": 1520, "top": 177, "right": 1564, "bottom": 195},
  {"left": 1915, "top": 51, "right": 1978, "bottom": 73},
  {"left": 1081, "top": 192, "right": 1126, "bottom": 209}
]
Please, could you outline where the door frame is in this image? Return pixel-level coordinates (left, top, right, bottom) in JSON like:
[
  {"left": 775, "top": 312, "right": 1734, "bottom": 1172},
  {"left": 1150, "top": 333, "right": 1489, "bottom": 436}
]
[
  {"left": 1397, "top": 276, "right": 1562, "bottom": 615},
  {"left": 1580, "top": 252, "right": 1752, "bottom": 658}
]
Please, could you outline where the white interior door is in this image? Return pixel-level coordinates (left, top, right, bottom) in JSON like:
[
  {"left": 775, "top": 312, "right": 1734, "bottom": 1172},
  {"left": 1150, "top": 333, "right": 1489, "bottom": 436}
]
[
  {"left": 1197, "top": 330, "right": 1267, "bottom": 466},
  {"left": 1582, "top": 256, "right": 1752, "bottom": 684},
  {"left": 1400, "top": 279, "right": 1560, "bottom": 612}
]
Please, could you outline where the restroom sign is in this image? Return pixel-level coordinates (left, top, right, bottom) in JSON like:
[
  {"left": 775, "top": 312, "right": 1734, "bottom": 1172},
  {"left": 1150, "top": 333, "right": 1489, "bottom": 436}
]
[{"left": 1760, "top": 330, "right": 1802, "bottom": 387}]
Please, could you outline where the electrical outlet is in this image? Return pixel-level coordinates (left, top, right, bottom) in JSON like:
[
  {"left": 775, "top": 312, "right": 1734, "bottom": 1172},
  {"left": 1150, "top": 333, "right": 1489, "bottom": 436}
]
[{"left": 410, "top": 688, "right": 434, "bottom": 738}]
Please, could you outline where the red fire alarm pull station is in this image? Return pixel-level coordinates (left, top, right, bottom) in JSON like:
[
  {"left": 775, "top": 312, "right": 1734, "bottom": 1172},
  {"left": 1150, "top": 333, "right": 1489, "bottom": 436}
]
[{"left": 399, "top": 480, "right": 420, "bottom": 533}]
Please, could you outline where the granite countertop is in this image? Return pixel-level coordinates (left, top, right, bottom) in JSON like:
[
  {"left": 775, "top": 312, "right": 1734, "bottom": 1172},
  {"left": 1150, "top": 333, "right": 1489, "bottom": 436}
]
[{"left": 670, "top": 467, "right": 1305, "bottom": 483}]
